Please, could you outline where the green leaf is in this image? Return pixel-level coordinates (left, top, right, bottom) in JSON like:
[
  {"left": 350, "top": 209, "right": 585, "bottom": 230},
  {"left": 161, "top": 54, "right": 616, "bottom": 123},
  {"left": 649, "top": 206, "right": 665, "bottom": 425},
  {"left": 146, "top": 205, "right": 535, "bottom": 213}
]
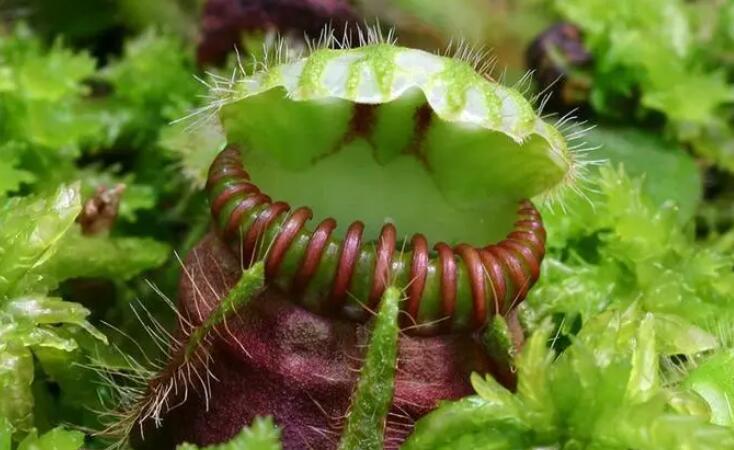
[
  {"left": 0, "top": 417, "right": 11, "bottom": 450},
  {"left": 402, "top": 396, "right": 532, "bottom": 450},
  {"left": 470, "top": 373, "right": 522, "bottom": 419},
  {"left": 15, "top": 41, "right": 95, "bottom": 102},
  {"left": 0, "top": 295, "right": 105, "bottom": 430},
  {"left": 624, "top": 313, "right": 658, "bottom": 403},
  {"left": 480, "top": 315, "right": 516, "bottom": 370},
  {"left": 31, "top": 339, "right": 109, "bottom": 436},
  {"left": 3, "top": 296, "right": 106, "bottom": 343},
  {"left": 176, "top": 417, "right": 281, "bottom": 450},
  {"left": 0, "top": 144, "right": 35, "bottom": 196},
  {"left": 0, "top": 346, "right": 34, "bottom": 430},
  {"left": 683, "top": 350, "right": 734, "bottom": 427},
  {"left": 584, "top": 126, "right": 702, "bottom": 223},
  {"left": 101, "top": 29, "right": 201, "bottom": 146},
  {"left": 514, "top": 320, "right": 555, "bottom": 434},
  {"left": 654, "top": 314, "right": 718, "bottom": 356},
  {"left": 31, "top": 227, "right": 170, "bottom": 292},
  {"left": 16, "top": 426, "right": 84, "bottom": 450},
  {"left": 0, "top": 184, "right": 81, "bottom": 298},
  {"left": 642, "top": 69, "right": 734, "bottom": 126}
]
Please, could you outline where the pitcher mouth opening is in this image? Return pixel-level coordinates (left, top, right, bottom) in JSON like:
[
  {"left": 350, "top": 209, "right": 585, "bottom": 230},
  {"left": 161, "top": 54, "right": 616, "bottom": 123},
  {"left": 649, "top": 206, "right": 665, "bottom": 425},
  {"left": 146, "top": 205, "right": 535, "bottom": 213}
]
[{"left": 207, "top": 146, "right": 546, "bottom": 335}]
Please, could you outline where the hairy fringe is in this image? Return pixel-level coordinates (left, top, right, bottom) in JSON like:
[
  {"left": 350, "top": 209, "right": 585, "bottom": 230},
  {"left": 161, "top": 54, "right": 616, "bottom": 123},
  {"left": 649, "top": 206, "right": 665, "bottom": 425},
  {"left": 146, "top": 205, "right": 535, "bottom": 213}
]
[{"left": 88, "top": 252, "right": 265, "bottom": 449}]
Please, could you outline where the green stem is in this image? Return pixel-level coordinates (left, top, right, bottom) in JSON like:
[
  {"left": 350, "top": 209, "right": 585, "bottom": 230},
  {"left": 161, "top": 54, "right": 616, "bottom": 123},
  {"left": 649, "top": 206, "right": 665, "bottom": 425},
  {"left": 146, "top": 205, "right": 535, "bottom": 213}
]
[
  {"left": 338, "top": 286, "right": 401, "bottom": 450},
  {"left": 185, "top": 262, "right": 265, "bottom": 359}
]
